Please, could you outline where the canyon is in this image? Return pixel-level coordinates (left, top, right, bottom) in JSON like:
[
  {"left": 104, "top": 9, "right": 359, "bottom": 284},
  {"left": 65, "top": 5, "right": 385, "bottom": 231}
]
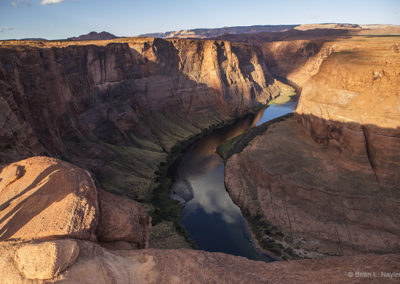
[
  {"left": 0, "top": 25, "right": 399, "bottom": 283},
  {"left": 224, "top": 35, "right": 400, "bottom": 259}
]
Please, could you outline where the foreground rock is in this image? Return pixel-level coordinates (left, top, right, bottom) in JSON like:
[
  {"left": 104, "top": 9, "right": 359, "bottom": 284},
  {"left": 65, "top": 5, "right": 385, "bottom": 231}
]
[
  {"left": 14, "top": 240, "right": 79, "bottom": 280},
  {"left": 96, "top": 189, "right": 151, "bottom": 248},
  {"left": 0, "top": 156, "right": 151, "bottom": 247},
  {"left": 0, "top": 240, "right": 399, "bottom": 283},
  {"left": 0, "top": 156, "right": 98, "bottom": 241}
]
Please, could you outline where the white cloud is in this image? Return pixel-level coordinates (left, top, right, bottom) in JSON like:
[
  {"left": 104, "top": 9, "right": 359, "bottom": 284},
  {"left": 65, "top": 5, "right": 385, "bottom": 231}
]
[
  {"left": 0, "top": 27, "right": 13, "bottom": 33},
  {"left": 40, "top": 0, "right": 65, "bottom": 5}
]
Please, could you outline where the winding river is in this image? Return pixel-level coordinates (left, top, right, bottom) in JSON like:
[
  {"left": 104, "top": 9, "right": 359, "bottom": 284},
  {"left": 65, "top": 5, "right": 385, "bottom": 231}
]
[{"left": 170, "top": 96, "right": 298, "bottom": 262}]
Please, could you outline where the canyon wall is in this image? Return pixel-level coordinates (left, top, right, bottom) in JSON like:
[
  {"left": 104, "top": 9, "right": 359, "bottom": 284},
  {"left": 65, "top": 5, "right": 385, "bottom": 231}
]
[
  {"left": 296, "top": 38, "right": 400, "bottom": 187},
  {"left": 0, "top": 38, "right": 280, "bottom": 201},
  {"left": 225, "top": 36, "right": 400, "bottom": 258}
]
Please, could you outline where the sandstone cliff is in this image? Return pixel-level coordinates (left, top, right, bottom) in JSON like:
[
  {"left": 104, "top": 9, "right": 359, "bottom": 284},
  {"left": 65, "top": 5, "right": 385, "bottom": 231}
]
[
  {"left": 0, "top": 32, "right": 399, "bottom": 282},
  {"left": 0, "top": 37, "right": 284, "bottom": 247},
  {"left": 0, "top": 38, "right": 279, "bottom": 199},
  {"left": 224, "top": 36, "right": 400, "bottom": 258}
]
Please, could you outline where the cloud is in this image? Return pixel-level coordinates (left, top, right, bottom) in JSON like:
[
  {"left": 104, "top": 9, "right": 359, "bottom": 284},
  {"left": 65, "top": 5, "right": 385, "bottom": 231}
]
[
  {"left": 11, "top": 0, "right": 31, "bottom": 8},
  {"left": 40, "top": 0, "right": 65, "bottom": 5},
  {"left": 0, "top": 27, "right": 13, "bottom": 33}
]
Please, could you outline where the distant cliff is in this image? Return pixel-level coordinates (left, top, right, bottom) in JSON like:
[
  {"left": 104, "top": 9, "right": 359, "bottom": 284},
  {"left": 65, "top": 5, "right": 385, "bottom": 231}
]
[{"left": 140, "top": 25, "right": 297, "bottom": 38}]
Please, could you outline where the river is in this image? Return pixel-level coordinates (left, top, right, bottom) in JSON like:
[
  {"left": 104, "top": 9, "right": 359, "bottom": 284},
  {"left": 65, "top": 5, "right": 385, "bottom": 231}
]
[{"left": 170, "top": 96, "right": 298, "bottom": 262}]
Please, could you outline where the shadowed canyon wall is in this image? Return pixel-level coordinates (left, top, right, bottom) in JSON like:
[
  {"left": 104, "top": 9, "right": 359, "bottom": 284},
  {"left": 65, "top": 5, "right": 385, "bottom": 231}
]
[{"left": 0, "top": 38, "right": 281, "bottom": 201}]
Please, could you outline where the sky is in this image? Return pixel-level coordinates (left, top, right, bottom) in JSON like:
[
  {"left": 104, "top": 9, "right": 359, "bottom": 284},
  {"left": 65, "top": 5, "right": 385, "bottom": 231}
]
[{"left": 0, "top": 0, "right": 399, "bottom": 40}]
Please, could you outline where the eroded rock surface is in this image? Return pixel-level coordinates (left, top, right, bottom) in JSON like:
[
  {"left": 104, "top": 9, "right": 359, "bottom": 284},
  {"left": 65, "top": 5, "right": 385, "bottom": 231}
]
[
  {"left": 296, "top": 37, "right": 400, "bottom": 187},
  {"left": 224, "top": 36, "right": 400, "bottom": 258},
  {"left": 226, "top": 118, "right": 400, "bottom": 257},
  {"left": 96, "top": 189, "right": 151, "bottom": 248},
  {"left": 0, "top": 240, "right": 398, "bottom": 283},
  {"left": 0, "top": 156, "right": 152, "bottom": 246},
  {"left": 0, "top": 156, "right": 98, "bottom": 242},
  {"left": 0, "top": 38, "right": 280, "bottom": 200},
  {"left": 14, "top": 240, "right": 80, "bottom": 280}
]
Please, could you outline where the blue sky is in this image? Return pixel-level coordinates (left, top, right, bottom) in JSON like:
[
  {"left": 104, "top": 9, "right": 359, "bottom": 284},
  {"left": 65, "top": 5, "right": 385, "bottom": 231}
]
[{"left": 0, "top": 0, "right": 399, "bottom": 40}]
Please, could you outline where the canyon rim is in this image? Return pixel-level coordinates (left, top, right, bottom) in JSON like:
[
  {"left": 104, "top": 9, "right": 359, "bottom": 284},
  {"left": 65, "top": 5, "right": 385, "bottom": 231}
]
[{"left": 0, "top": 1, "right": 400, "bottom": 282}]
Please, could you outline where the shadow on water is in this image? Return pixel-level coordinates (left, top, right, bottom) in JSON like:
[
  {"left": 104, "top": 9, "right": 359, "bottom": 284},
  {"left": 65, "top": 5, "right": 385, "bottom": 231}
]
[{"left": 170, "top": 95, "right": 298, "bottom": 262}]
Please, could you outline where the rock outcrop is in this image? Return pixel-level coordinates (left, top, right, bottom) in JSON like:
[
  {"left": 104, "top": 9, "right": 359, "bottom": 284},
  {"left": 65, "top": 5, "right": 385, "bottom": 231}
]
[
  {"left": 0, "top": 156, "right": 151, "bottom": 246},
  {"left": 0, "top": 156, "right": 398, "bottom": 283},
  {"left": 96, "top": 189, "right": 151, "bottom": 248},
  {"left": 224, "top": 36, "right": 400, "bottom": 258},
  {"left": 296, "top": 36, "right": 400, "bottom": 187},
  {"left": 14, "top": 240, "right": 80, "bottom": 280},
  {"left": 0, "top": 156, "right": 98, "bottom": 242},
  {"left": 226, "top": 117, "right": 400, "bottom": 258},
  {"left": 1, "top": 240, "right": 399, "bottom": 283}
]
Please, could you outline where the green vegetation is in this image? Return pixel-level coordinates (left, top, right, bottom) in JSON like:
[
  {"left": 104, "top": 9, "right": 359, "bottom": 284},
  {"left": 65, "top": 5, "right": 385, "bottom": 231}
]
[
  {"left": 141, "top": 137, "right": 199, "bottom": 248},
  {"left": 142, "top": 104, "right": 268, "bottom": 247},
  {"left": 99, "top": 143, "right": 166, "bottom": 200},
  {"left": 217, "top": 112, "right": 305, "bottom": 260},
  {"left": 267, "top": 85, "right": 296, "bottom": 106},
  {"left": 242, "top": 209, "right": 301, "bottom": 260}
]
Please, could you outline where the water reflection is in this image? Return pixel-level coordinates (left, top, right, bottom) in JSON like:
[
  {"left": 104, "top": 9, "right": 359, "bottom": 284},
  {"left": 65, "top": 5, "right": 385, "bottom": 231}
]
[
  {"left": 256, "top": 100, "right": 298, "bottom": 126},
  {"left": 171, "top": 96, "right": 298, "bottom": 262}
]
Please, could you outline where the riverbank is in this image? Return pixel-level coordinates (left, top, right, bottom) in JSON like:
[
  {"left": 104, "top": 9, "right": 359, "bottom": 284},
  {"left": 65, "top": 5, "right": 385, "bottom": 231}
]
[
  {"left": 216, "top": 113, "right": 310, "bottom": 260},
  {"left": 217, "top": 113, "right": 294, "bottom": 161},
  {"left": 144, "top": 104, "right": 267, "bottom": 249},
  {"left": 146, "top": 80, "right": 298, "bottom": 252}
]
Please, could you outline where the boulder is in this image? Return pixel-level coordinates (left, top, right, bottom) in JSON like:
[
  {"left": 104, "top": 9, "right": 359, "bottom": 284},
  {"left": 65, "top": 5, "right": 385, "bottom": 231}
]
[
  {"left": 0, "top": 156, "right": 99, "bottom": 241},
  {"left": 96, "top": 189, "right": 151, "bottom": 248},
  {"left": 13, "top": 240, "right": 80, "bottom": 280}
]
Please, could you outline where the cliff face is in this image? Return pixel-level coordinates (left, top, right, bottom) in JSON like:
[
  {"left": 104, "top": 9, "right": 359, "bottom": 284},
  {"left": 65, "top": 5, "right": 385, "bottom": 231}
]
[
  {"left": 0, "top": 38, "right": 279, "bottom": 200},
  {"left": 224, "top": 36, "right": 400, "bottom": 258},
  {"left": 297, "top": 37, "right": 400, "bottom": 187}
]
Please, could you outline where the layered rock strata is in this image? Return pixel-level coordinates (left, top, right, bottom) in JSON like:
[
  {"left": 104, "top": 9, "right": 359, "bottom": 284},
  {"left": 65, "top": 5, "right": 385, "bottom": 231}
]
[
  {"left": 0, "top": 37, "right": 284, "bottom": 247},
  {"left": 0, "top": 38, "right": 279, "bottom": 199},
  {"left": 224, "top": 36, "right": 400, "bottom": 258}
]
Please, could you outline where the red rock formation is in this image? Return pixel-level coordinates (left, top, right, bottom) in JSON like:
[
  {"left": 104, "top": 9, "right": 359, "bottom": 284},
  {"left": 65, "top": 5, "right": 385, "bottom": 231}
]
[
  {"left": 96, "top": 189, "right": 151, "bottom": 248},
  {"left": 0, "top": 156, "right": 98, "bottom": 241},
  {"left": 0, "top": 240, "right": 398, "bottom": 283},
  {"left": 0, "top": 38, "right": 279, "bottom": 199},
  {"left": 0, "top": 156, "right": 151, "bottom": 246},
  {"left": 13, "top": 240, "right": 80, "bottom": 280},
  {"left": 224, "top": 36, "right": 400, "bottom": 258}
]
